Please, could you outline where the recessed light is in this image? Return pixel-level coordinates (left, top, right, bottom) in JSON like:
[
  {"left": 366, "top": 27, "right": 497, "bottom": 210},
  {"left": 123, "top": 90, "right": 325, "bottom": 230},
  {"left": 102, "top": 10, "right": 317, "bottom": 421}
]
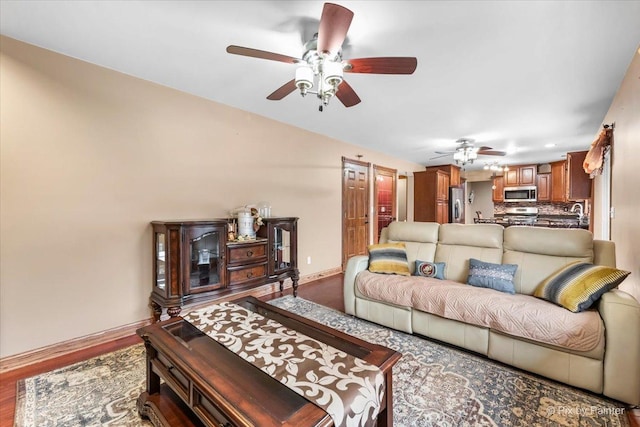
[{"left": 545, "top": 143, "right": 556, "bottom": 148}]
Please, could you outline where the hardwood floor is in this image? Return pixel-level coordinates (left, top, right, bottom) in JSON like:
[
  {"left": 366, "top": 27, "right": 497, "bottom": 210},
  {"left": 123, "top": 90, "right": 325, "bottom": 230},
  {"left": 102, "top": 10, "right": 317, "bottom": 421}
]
[{"left": 2, "top": 273, "right": 638, "bottom": 427}]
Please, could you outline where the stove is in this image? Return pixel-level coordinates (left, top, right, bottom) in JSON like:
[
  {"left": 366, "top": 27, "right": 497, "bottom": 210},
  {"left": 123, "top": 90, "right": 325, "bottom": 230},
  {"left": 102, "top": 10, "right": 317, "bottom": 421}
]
[
  {"left": 502, "top": 207, "right": 538, "bottom": 225},
  {"left": 475, "top": 207, "right": 538, "bottom": 226}
]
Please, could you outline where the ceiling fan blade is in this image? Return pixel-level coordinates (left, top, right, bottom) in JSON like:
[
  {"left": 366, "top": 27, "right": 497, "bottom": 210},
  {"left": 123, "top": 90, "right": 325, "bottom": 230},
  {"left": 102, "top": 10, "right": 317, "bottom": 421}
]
[
  {"left": 478, "top": 150, "right": 507, "bottom": 156},
  {"left": 429, "top": 153, "right": 451, "bottom": 160},
  {"left": 267, "top": 80, "right": 297, "bottom": 100},
  {"left": 317, "top": 3, "right": 354, "bottom": 55},
  {"left": 434, "top": 150, "right": 455, "bottom": 155},
  {"left": 477, "top": 146, "right": 493, "bottom": 151},
  {"left": 226, "top": 45, "right": 301, "bottom": 64},
  {"left": 336, "top": 80, "right": 361, "bottom": 107},
  {"left": 345, "top": 57, "right": 418, "bottom": 74}
]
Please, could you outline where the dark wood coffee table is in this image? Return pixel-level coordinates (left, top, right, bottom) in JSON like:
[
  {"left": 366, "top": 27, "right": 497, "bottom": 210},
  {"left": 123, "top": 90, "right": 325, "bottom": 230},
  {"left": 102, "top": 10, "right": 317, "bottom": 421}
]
[{"left": 137, "top": 296, "right": 401, "bottom": 427}]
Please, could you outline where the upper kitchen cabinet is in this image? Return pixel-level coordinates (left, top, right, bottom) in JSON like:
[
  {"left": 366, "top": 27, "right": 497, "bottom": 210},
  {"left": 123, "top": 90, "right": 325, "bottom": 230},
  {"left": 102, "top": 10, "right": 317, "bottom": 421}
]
[
  {"left": 551, "top": 160, "right": 567, "bottom": 202},
  {"left": 566, "top": 151, "right": 591, "bottom": 200},
  {"left": 492, "top": 176, "right": 504, "bottom": 203},
  {"left": 505, "top": 164, "right": 537, "bottom": 186},
  {"left": 550, "top": 151, "right": 592, "bottom": 202},
  {"left": 426, "top": 164, "right": 461, "bottom": 186},
  {"left": 537, "top": 173, "right": 551, "bottom": 202}
]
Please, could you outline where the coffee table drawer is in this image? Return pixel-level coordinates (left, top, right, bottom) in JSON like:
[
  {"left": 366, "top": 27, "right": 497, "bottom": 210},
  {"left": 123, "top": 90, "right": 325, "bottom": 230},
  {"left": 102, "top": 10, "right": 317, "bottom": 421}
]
[
  {"left": 193, "top": 387, "right": 232, "bottom": 427},
  {"left": 153, "top": 352, "right": 190, "bottom": 402}
]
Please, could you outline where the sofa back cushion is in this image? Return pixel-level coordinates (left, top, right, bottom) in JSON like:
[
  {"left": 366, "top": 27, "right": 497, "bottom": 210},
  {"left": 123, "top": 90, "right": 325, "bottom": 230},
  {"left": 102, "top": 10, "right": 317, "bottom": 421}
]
[
  {"left": 381, "top": 222, "right": 440, "bottom": 274},
  {"left": 503, "top": 226, "right": 594, "bottom": 295},
  {"left": 435, "top": 224, "right": 504, "bottom": 282}
]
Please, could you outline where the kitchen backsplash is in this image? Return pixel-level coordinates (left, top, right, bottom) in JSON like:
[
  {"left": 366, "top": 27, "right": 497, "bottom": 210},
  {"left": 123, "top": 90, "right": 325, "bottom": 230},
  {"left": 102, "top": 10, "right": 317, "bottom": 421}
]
[{"left": 494, "top": 202, "right": 584, "bottom": 215}]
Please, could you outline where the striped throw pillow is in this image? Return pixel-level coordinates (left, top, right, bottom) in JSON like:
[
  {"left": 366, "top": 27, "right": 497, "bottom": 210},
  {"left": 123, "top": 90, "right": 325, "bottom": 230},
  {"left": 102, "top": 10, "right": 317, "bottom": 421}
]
[
  {"left": 367, "top": 243, "right": 411, "bottom": 276},
  {"left": 534, "top": 262, "right": 630, "bottom": 312}
]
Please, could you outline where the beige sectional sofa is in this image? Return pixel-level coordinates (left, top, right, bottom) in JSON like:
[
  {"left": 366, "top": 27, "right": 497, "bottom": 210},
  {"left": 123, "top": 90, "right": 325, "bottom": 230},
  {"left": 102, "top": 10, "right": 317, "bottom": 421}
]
[{"left": 343, "top": 221, "right": 640, "bottom": 406}]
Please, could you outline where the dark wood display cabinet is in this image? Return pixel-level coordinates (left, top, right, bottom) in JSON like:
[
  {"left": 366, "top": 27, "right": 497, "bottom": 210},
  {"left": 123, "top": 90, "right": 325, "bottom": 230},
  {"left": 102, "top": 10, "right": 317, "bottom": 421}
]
[
  {"left": 256, "top": 217, "right": 299, "bottom": 292},
  {"left": 150, "top": 218, "right": 299, "bottom": 321}
]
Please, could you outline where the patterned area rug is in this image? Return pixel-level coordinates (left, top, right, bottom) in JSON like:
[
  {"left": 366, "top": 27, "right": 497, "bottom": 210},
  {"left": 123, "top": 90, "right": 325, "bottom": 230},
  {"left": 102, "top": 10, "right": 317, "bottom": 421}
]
[{"left": 15, "top": 296, "right": 628, "bottom": 426}]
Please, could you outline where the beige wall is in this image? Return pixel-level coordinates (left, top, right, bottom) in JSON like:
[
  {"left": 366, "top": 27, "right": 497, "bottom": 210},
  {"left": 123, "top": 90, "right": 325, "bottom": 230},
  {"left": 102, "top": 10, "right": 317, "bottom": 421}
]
[
  {"left": 598, "top": 47, "right": 640, "bottom": 302},
  {"left": 466, "top": 181, "right": 494, "bottom": 224},
  {"left": 0, "top": 37, "right": 424, "bottom": 358}
]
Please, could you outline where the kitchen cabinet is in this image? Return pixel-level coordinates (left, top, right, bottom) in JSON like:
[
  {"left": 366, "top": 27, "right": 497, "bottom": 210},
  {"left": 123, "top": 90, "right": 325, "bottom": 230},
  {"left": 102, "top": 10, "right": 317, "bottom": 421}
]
[
  {"left": 426, "top": 164, "right": 461, "bottom": 186},
  {"left": 492, "top": 176, "right": 504, "bottom": 202},
  {"left": 550, "top": 152, "right": 592, "bottom": 202},
  {"left": 537, "top": 173, "right": 551, "bottom": 202},
  {"left": 414, "top": 170, "right": 450, "bottom": 223},
  {"left": 505, "top": 164, "right": 537, "bottom": 187},
  {"left": 150, "top": 218, "right": 299, "bottom": 320},
  {"left": 550, "top": 160, "right": 566, "bottom": 202},
  {"left": 566, "top": 151, "right": 591, "bottom": 200}
]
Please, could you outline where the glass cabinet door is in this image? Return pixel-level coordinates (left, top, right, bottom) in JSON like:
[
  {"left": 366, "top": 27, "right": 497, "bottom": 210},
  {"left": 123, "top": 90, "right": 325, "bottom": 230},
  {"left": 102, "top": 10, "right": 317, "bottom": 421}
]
[
  {"left": 273, "top": 224, "right": 293, "bottom": 274},
  {"left": 186, "top": 226, "right": 224, "bottom": 293},
  {"left": 155, "top": 232, "right": 166, "bottom": 291}
]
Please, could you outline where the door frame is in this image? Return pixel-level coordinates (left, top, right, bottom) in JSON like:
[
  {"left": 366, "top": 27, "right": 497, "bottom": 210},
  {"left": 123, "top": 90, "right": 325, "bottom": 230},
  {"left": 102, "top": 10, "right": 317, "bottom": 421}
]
[{"left": 373, "top": 165, "right": 397, "bottom": 243}]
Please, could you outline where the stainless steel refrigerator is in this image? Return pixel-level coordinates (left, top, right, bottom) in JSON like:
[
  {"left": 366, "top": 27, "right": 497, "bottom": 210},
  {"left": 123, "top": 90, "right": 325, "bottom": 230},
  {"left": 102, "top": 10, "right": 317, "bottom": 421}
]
[{"left": 449, "top": 186, "right": 465, "bottom": 223}]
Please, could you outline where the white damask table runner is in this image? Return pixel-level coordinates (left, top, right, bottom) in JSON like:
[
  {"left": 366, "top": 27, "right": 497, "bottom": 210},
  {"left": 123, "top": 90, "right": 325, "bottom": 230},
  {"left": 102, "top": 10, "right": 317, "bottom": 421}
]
[{"left": 183, "top": 302, "right": 385, "bottom": 427}]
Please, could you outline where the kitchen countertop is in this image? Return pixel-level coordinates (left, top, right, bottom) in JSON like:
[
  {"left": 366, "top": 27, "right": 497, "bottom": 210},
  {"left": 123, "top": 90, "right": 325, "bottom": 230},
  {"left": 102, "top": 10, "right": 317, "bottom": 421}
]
[{"left": 475, "top": 215, "right": 589, "bottom": 229}]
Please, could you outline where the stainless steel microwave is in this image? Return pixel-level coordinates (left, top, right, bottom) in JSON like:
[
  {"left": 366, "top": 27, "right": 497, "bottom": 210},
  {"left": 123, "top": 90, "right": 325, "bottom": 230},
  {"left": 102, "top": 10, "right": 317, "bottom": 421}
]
[{"left": 504, "top": 186, "right": 537, "bottom": 202}]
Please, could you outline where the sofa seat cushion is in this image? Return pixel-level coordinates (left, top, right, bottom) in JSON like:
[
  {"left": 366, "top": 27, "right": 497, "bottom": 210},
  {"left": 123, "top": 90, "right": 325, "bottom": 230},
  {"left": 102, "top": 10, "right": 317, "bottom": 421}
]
[
  {"left": 356, "top": 270, "right": 604, "bottom": 353},
  {"left": 356, "top": 270, "right": 415, "bottom": 307}
]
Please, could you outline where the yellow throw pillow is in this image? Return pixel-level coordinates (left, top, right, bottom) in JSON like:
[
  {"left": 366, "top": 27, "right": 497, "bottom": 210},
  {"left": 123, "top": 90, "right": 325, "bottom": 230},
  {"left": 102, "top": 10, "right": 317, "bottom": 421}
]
[
  {"left": 534, "top": 262, "right": 630, "bottom": 312},
  {"left": 367, "top": 243, "right": 411, "bottom": 276}
]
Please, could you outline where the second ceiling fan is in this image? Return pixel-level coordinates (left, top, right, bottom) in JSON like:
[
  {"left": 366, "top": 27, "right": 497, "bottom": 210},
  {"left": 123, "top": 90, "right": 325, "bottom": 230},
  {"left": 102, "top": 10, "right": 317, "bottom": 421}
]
[
  {"left": 226, "top": 2, "right": 417, "bottom": 111},
  {"left": 432, "top": 138, "right": 507, "bottom": 166}
]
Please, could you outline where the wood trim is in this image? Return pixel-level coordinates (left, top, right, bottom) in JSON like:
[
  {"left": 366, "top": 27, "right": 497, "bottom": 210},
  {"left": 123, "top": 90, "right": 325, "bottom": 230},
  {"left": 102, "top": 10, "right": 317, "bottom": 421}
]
[
  {"left": 341, "top": 156, "right": 370, "bottom": 168},
  {"left": 373, "top": 165, "right": 397, "bottom": 244},
  {"left": 0, "top": 268, "right": 342, "bottom": 373},
  {"left": 0, "top": 319, "right": 153, "bottom": 373}
]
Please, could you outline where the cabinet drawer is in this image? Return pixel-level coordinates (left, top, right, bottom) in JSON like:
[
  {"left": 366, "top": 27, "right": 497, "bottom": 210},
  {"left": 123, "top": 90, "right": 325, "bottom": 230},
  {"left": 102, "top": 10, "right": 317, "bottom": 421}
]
[
  {"left": 228, "top": 264, "right": 267, "bottom": 286},
  {"left": 153, "top": 352, "right": 190, "bottom": 402},
  {"left": 193, "top": 387, "right": 232, "bottom": 426},
  {"left": 228, "top": 243, "right": 267, "bottom": 264}
]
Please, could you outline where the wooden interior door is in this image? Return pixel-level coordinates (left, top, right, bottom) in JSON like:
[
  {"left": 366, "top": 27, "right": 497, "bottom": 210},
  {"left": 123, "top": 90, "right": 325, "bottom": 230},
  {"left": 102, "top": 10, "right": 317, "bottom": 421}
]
[
  {"left": 342, "top": 158, "right": 370, "bottom": 270},
  {"left": 373, "top": 165, "right": 397, "bottom": 243}
]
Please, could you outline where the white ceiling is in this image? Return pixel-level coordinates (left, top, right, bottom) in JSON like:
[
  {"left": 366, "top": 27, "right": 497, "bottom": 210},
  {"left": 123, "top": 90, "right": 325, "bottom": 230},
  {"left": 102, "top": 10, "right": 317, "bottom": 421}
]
[{"left": 2, "top": 1, "right": 639, "bottom": 170}]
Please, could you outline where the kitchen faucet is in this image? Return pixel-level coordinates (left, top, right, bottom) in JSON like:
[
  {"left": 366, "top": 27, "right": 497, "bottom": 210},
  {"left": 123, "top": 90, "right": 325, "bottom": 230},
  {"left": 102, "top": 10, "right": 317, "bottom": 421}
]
[{"left": 570, "top": 203, "right": 584, "bottom": 221}]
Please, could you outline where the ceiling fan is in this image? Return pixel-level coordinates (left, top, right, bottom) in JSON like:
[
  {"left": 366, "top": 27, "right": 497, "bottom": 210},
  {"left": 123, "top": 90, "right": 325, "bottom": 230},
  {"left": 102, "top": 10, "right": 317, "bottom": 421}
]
[
  {"left": 431, "top": 138, "right": 507, "bottom": 166},
  {"left": 226, "top": 2, "right": 417, "bottom": 111}
]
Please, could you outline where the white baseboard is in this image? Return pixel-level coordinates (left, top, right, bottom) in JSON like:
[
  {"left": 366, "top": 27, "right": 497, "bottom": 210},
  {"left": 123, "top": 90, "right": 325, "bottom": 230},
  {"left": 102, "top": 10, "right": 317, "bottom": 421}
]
[{"left": 0, "top": 267, "right": 342, "bottom": 373}]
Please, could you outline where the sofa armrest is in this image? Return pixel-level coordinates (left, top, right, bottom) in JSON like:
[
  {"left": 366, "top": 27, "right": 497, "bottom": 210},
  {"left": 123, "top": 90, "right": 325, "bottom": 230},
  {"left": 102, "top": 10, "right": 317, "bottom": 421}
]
[
  {"left": 598, "top": 289, "right": 640, "bottom": 405},
  {"left": 343, "top": 255, "right": 369, "bottom": 315}
]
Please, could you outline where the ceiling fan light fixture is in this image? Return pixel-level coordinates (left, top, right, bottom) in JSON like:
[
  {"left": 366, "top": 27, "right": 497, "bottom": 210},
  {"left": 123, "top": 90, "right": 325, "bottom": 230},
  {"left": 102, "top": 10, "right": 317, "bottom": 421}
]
[
  {"left": 453, "top": 145, "right": 478, "bottom": 165},
  {"left": 295, "top": 66, "right": 314, "bottom": 96},
  {"left": 226, "top": 3, "right": 416, "bottom": 111},
  {"left": 322, "top": 60, "right": 344, "bottom": 88}
]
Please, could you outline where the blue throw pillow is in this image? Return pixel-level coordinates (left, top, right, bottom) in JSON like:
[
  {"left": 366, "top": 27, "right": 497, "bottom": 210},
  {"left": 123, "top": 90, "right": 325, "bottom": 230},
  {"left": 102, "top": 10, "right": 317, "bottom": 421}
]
[
  {"left": 414, "top": 260, "right": 446, "bottom": 280},
  {"left": 467, "top": 258, "right": 518, "bottom": 294}
]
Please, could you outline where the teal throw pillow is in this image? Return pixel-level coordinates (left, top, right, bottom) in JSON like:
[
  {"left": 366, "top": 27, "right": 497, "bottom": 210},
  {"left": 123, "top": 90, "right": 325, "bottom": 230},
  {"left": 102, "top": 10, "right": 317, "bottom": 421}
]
[
  {"left": 467, "top": 258, "right": 518, "bottom": 294},
  {"left": 414, "top": 260, "right": 446, "bottom": 280}
]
